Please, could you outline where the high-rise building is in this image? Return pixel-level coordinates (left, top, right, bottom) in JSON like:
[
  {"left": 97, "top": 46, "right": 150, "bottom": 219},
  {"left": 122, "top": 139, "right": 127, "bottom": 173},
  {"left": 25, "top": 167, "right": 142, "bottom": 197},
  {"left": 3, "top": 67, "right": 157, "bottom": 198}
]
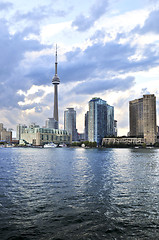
[
  {"left": 107, "top": 105, "right": 114, "bottom": 136},
  {"left": 129, "top": 94, "right": 157, "bottom": 145},
  {"left": 157, "top": 126, "right": 159, "bottom": 137},
  {"left": 129, "top": 98, "right": 143, "bottom": 137},
  {"left": 45, "top": 118, "right": 58, "bottom": 129},
  {"left": 16, "top": 124, "right": 27, "bottom": 140},
  {"left": 114, "top": 120, "right": 118, "bottom": 137},
  {"left": 52, "top": 45, "right": 60, "bottom": 129},
  {"left": 84, "top": 111, "right": 89, "bottom": 141},
  {"left": 88, "top": 98, "right": 114, "bottom": 144},
  {"left": 78, "top": 133, "right": 85, "bottom": 141},
  {"left": 0, "top": 123, "right": 3, "bottom": 132},
  {"left": 0, "top": 123, "right": 12, "bottom": 142},
  {"left": 64, "top": 108, "right": 77, "bottom": 141}
]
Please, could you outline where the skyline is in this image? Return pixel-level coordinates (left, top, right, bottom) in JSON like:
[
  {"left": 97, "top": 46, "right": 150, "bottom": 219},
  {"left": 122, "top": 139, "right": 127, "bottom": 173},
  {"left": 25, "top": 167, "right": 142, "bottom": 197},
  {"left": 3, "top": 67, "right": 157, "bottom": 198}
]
[{"left": 1, "top": 0, "right": 159, "bottom": 135}]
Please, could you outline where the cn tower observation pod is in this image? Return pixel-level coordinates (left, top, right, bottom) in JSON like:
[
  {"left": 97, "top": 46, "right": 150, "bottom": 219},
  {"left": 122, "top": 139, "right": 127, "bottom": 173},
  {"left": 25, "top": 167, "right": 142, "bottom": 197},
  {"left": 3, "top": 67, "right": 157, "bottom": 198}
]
[{"left": 52, "top": 74, "right": 60, "bottom": 84}]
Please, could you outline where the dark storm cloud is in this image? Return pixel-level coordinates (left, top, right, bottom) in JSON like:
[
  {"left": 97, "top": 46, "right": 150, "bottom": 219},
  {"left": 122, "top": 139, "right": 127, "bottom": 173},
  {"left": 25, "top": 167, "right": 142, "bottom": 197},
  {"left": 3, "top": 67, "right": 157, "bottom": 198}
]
[
  {"left": 0, "top": 1, "right": 13, "bottom": 11},
  {"left": 72, "top": 76, "right": 135, "bottom": 95},
  {"left": 72, "top": 0, "right": 109, "bottom": 31}
]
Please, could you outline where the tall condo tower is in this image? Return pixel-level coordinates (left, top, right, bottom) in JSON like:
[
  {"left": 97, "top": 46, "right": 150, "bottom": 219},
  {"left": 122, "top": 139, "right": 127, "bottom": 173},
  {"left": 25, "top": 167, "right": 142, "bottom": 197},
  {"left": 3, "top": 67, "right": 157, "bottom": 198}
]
[
  {"left": 88, "top": 98, "right": 114, "bottom": 145},
  {"left": 52, "top": 45, "right": 60, "bottom": 129},
  {"left": 64, "top": 108, "right": 78, "bottom": 141},
  {"left": 129, "top": 94, "right": 157, "bottom": 145}
]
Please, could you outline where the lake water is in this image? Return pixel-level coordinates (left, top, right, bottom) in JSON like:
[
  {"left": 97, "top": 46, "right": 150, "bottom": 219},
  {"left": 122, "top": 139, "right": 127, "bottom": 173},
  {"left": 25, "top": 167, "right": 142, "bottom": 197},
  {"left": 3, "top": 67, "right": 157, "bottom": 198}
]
[{"left": 0, "top": 147, "right": 159, "bottom": 239}]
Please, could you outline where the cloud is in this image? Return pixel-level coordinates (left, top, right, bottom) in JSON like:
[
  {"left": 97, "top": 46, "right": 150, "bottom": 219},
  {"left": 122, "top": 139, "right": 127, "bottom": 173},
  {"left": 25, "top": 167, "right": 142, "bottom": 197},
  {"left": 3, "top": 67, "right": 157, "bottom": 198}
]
[
  {"left": 60, "top": 37, "right": 159, "bottom": 85},
  {"left": 148, "top": 0, "right": 158, "bottom": 3},
  {"left": 0, "top": 1, "right": 13, "bottom": 11},
  {"left": 1, "top": 4, "right": 159, "bottom": 119},
  {"left": 72, "top": 76, "right": 135, "bottom": 95},
  {"left": 0, "top": 19, "right": 48, "bottom": 78},
  {"left": 58, "top": 42, "right": 135, "bottom": 83},
  {"left": 90, "top": 29, "right": 106, "bottom": 42},
  {"left": 14, "top": 5, "right": 67, "bottom": 23},
  {"left": 1, "top": 26, "right": 158, "bottom": 112},
  {"left": 0, "top": 83, "right": 24, "bottom": 109},
  {"left": 134, "top": 9, "right": 159, "bottom": 34},
  {"left": 0, "top": 19, "right": 51, "bottom": 109},
  {"left": 35, "top": 106, "right": 43, "bottom": 113},
  {"left": 141, "top": 88, "right": 150, "bottom": 95},
  {"left": 72, "top": 0, "right": 109, "bottom": 31}
]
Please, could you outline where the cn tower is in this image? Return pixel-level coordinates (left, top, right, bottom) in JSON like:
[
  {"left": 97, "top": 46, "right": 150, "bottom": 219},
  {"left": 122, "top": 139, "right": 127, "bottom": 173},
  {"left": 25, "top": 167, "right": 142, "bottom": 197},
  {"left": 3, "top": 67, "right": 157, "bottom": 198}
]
[{"left": 52, "top": 45, "right": 60, "bottom": 128}]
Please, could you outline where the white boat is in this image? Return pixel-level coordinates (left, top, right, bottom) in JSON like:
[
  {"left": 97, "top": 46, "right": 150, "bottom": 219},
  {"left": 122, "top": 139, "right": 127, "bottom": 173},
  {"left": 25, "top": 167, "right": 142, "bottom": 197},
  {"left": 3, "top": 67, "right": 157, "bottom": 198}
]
[
  {"left": 0, "top": 145, "right": 5, "bottom": 148},
  {"left": 58, "top": 143, "right": 67, "bottom": 148},
  {"left": 44, "top": 142, "right": 57, "bottom": 148}
]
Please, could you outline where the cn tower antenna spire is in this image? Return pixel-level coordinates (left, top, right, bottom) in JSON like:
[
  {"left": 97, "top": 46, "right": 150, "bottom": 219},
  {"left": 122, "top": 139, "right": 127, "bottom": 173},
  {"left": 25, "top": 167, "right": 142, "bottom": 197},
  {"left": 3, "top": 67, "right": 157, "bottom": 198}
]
[
  {"left": 55, "top": 44, "right": 58, "bottom": 75},
  {"left": 52, "top": 45, "right": 60, "bottom": 84}
]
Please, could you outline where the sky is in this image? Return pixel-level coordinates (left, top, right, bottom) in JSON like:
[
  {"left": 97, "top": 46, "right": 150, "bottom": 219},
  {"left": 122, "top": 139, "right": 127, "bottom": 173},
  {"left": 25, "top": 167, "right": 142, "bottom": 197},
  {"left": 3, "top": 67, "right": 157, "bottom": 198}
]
[{"left": 1, "top": 0, "right": 159, "bottom": 136}]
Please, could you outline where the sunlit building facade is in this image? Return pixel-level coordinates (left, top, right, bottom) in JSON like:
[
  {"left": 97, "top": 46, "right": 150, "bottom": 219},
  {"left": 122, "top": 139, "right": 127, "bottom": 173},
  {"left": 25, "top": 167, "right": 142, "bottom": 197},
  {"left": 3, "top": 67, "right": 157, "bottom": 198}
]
[
  {"left": 129, "top": 94, "right": 157, "bottom": 145},
  {"left": 21, "top": 126, "right": 71, "bottom": 146}
]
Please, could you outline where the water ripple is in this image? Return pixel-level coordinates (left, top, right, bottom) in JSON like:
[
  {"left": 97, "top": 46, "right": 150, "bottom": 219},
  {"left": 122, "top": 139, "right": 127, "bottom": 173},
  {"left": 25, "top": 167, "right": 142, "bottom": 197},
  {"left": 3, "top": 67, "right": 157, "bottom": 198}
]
[{"left": 0, "top": 147, "right": 159, "bottom": 239}]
